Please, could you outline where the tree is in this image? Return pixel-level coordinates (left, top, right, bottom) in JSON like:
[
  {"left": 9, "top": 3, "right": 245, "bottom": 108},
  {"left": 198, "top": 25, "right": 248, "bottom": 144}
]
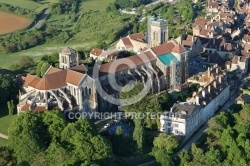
[
  {"left": 8, "top": 112, "right": 46, "bottom": 165},
  {"left": 152, "top": 133, "right": 178, "bottom": 166},
  {"left": 133, "top": 118, "right": 145, "bottom": 152},
  {"left": 8, "top": 111, "right": 114, "bottom": 165},
  {"left": 0, "top": 74, "right": 19, "bottom": 104},
  {"left": 153, "top": 133, "right": 178, "bottom": 154},
  {"left": 0, "top": 147, "right": 16, "bottom": 166},
  {"left": 7, "top": 100, "right": 15, "bottom": 115},
  {"left": 18, "top": 56, "right": 35, "bottom": 68},
  {"left": 120, "top": 83, "right": 162, "bottom": 130},
  {"left": 153, "top": 149, "right": 174, "bottom": 166}
]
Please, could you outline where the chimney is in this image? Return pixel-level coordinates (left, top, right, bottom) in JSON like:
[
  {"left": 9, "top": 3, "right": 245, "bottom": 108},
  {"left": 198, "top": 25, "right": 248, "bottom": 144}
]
[
  {"left": 208, "top": 67, "right": 211, "bottom": 76},
  {"left": 208, "top": 85, "right": 211, "bottom": 93},
  {"left": 213, "top": 81, "right": 217, "bottom": 88},
  {"left": 196, "top": 96, "right": 199, "bottom": 105},
  {"left": 216, "top": 67, "right": 219, "bottom": 74},
  {"left": 202, "top": 90, "right": 206, "bottom": 98}
]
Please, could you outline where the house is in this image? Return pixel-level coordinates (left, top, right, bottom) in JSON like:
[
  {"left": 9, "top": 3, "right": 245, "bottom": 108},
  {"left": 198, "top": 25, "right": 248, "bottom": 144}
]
[
  {"left": 236, "top": 93, "right": 250, "bottom": 105},
  {"left": 115, "top": 33, "right": 148, "bottom": 53},
  {"left": 160, "top": 103, "right": 203, "bottom": 138},
  {"left": 90, "top": 48, "right": 118, "bottom": 61},
  {"left": 242, "top": 34, "right": 250, "bottom": 43},
  {"left": 187, "top": 64, "right": 224, "bottom": 86},
  {"left": 227, "top": 55, "right": 249, "bottom": 76},
  {"left": 207, "top": 0, "right": 220, "bottom": 14},
  {"left": 203, "top": 38, "right": 236, "bottom": 59},
  {"left": 160, "top": 66, "right": 230, "bottom": 140},
  {"left": 175, "top": 34, "right": 203, "bottom": 57}
]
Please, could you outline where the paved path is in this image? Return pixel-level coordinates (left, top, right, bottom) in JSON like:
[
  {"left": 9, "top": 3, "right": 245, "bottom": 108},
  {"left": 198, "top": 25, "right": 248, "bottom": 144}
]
[
  {"left": 0, "top": 133, "right": 8, "bottom": 139},
  {"left": 30, "top": 8, "right": 50, "bottom": 30}
]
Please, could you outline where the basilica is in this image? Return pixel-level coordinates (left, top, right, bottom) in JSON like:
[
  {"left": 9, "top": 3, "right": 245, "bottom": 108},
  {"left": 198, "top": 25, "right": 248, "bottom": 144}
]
[{"left": 17, "top": 17, "right": 189, "bottom": 113}]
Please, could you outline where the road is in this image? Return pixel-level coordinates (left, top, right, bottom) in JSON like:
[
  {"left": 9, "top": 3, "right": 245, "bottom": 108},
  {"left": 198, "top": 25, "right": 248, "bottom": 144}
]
[
  {"left": 30, "top": 8, "right": 50, "bottom": 30},
  {"left": 0, "top": 133, "right": 8, "bottom": 139}
]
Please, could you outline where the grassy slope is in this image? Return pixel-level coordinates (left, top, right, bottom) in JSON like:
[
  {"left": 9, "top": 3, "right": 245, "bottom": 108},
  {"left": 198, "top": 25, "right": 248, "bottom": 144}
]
[
  {"left": 0, "top": 0, "right": 117, "bottom": 69},
  {"left": 82, "top": 0, "right": 115, "bottom": 12},
  {"left": 0, "top": 138, "right": 8, "bottom": 147},
  {"left": 0, "top": 42, "right": 93, "bottom": 69},
  {"left": 0, "top": 104, "right": 17, "bottom": 136},
  {"left": 0, "top": 0, "right": 59, "bottom": 12}
]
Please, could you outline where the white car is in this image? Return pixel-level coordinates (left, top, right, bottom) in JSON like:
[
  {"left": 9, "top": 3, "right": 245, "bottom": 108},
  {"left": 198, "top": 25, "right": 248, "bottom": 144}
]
[{"left": 104, "top": 123, "right": 110, "bottom": 128}]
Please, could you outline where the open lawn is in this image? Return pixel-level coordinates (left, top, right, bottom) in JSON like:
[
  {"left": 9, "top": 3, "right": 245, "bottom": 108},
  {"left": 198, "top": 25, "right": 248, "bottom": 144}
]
[
  {"left": 0, "top": 11, "right": 31, "bottom": 35},
  {"left": 0, "top": 0, "right": 59, "bottom": 12},
  {"left": 0, "top": 138, "right": 8, "bottom": 147},
  {"left": 0, "top": 105, "right": 17, "bottom": 135},
  {"left": 81, "top": 0, "right": 115, "bottom": 11},
  {"left": 0, "top": 42, "right": 93, "bottom": 69}
]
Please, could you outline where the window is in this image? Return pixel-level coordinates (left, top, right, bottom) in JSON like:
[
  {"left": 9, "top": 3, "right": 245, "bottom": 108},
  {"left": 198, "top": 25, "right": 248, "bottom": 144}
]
[
  {"left": 167, "top": 128, "right": 171, "bottom": 133},
  {"left": 167, "top": 122, "right": 171, "bottom": 126},
  {"left": 175, "top": 129, "right": 179, "bottom": 134},
  {"left": 174, "top": 123, "right": 178, "bottom": 127}
]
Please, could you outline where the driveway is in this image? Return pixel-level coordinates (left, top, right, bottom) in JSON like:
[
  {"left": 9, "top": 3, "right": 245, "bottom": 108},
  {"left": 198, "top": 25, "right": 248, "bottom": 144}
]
[{"left": 30, "top": 8, "right": 50, "bottom": 30}]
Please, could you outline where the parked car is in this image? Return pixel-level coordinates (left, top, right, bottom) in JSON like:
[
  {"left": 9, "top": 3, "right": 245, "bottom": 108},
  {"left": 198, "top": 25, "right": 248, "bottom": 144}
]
[{"left": 104, "top": 123, "right": 111, "bottom": 128}]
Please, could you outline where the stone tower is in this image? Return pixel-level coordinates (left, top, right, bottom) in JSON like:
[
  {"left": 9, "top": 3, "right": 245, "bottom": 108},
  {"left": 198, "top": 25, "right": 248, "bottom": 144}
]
[
  {"left": 147, "top": 16, "right": 168, "bottom": 47},
  {"left": 59, "top": 47, "right": 78, "bottom": 69}
]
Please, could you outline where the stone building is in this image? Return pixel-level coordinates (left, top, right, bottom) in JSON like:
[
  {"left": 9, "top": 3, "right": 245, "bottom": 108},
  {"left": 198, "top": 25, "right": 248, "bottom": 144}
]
[
  {"left": 147, "top": 16, "right": 168, "bottom": 47},
  {"left": 160, "top": 65, "right": 230, "bottom": 140},
  {"left": 18, "top": 44, "right": 188, "bottom": 113}
]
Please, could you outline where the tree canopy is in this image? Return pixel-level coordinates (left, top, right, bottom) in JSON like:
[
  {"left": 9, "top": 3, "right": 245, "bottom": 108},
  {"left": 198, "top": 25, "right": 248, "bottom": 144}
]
[{"left": 8, "top": 111, "right": 114, "bottom": 165}]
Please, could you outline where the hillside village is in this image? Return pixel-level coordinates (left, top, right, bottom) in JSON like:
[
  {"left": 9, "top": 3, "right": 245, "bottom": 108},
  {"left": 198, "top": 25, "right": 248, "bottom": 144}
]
[{"left": 1, "top": 0, "right": 250, "bottom": 165}]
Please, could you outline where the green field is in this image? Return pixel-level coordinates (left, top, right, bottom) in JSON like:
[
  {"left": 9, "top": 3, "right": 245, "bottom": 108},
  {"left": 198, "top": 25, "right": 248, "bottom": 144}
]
[
  {"left": 0, "top": 42, "right": 93, "bottom": 69},
  {"left": 0, "top": 138, "right": 8, "bottom": 147},
  {"left": 81, "top": 0, "right": 115, "bottom": 11},
  {"left": 0, "top": 105, "right": 17, "bottom": 135},
  {"left": 0, "top": 0, "right": 59, "bottom": 12}
]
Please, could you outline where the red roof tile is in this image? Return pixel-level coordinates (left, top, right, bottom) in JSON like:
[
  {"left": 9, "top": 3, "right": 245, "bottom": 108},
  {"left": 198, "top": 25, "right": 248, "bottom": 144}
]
[
  {"left": 90, "top": 48, "right": 103, "bottom": 56},
  {"left": 23, "top": 74, "right": 37, "bottom": 88},
  {"left": 151, "top": 42, "right": 175, "bottom": 56},
  {"left": 171, "top": 44, "right": 186, "bottom": 53}
]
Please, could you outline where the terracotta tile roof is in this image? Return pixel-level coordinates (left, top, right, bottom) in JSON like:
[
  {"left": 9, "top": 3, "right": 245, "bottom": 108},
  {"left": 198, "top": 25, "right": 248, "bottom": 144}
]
[
  {"left": 66, "top": 69, "right": 85, "bottom": 86},
  {"left": 21, "top": 104, "right": 30, "bottom": 111},
  {"left": 90, "top": 48, "right": 103, "bottom": 56},
  {"left": 45, "top": 66, "right": 62, "bottom": 75},
  {"left": 243, "top": 34, "right": 250, "bottom": 42},
  {"left": 70, "top": 65, "right": 88, "bottom": 74},
  {"left": 194, "top": 25, "right": 202, "bottom": 30},
  {"left": 122, "top": 38, "right": 133, "bottom": 48},
  {"left": 208, "top": 1, "right": 219, "bottom": 8},
  {"left": 35, "top": 70, "right": 67, "bottom": 90},
  {"left": 171, "top": 44, "right": 186, "bottom": 53},
  {"left": 23, "top": 74, "right": 37, "bottom": 88},
  {"left": 33, "top": 106, "right": 46, "bottom": 112},
  {"left": 96, "top": 51, "right": 156, "bottom": 76},
  {"left": 199, "top": 29, "right": 209, "bottom": 36},
  {"left": 182, "top": 40, "right": 192, "bottom": 47},
  {"left": 128, "top": 33, "right": 145, "bottom": 42},
  {"left": 151, "top": 42, "right": 175, "bottom": 56},
  {"left": 29, "top": 77, "right": 41, "bottom": 88}
]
